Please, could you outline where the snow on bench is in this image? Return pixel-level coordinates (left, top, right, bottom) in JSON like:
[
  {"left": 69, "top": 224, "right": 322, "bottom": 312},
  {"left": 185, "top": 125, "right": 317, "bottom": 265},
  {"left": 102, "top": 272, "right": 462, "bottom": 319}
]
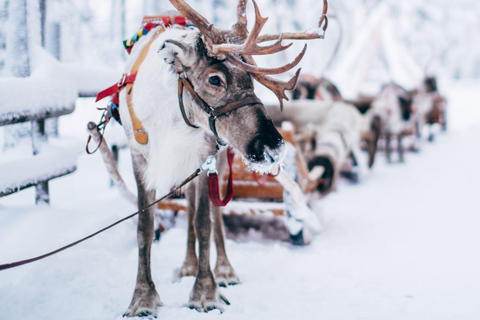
[
  {"left": 0, "top": 46, "right": 82, "bottom": 204},
  {"left": 0, "top": 146, "right": 78, "bottom": 198},
  {"left": 0, "top": 103, "right": 76, "bottom": 127}
]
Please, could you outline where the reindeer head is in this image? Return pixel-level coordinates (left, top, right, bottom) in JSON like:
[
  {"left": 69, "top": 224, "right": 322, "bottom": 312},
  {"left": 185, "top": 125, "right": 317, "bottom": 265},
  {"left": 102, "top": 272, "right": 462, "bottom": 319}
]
[{"left": 159, "top": 0, "right": 328, "bottom": 172}]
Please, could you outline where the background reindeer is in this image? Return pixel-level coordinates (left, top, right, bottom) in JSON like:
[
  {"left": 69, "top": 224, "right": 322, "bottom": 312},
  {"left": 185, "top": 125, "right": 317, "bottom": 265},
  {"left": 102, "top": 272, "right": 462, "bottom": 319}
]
[
  {"left": 362, "top": 82, "right": 415, "bottom": 163},
  {"left": 412, "top": 76, "right": 448, "bottom": 142}
]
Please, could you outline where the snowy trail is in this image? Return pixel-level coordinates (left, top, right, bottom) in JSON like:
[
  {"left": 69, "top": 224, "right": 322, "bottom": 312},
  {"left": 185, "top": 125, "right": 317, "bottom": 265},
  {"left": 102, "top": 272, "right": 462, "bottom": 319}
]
[{"left": 0, "top": 81, "right": 479, "bottom": 320}]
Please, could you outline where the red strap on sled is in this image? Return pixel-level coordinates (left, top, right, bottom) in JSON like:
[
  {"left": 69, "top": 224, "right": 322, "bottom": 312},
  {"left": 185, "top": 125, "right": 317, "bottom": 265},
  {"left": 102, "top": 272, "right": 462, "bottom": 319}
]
[
  {"left": 252, "top": 166, "right": 281, "bottom": 186},
  {"left": 208, "top": 148, "right": 235, "bottom": 207},
  {"left": 96, "top": 73, "right": 137, "bottom": 104},
  {"left": 253, "top": 171, "right": 269, "bottom": 186}
]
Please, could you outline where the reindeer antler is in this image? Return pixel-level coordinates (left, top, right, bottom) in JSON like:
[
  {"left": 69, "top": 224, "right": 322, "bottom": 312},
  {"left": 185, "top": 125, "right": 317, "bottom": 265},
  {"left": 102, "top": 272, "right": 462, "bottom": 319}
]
[
  {"left": 211, "top": 1, "right": 291, "bottom": 57},
  {"left": 168, "top": 0, "right": 329, "bottom": 109},
  {"left": 257, "top": 0, "right": 329, "bottom": 42},
  {"left": 226, "top": 44, "right": 306, "bottom": 75},
  {"left": 169, "top": 0, "right": 225, "bottom": 46},
  {"left": 232, "top": 0, "right": 248, "bottom": 38},
  {"left": 253, "top": 71, "right": 301, "bottom": 111}
]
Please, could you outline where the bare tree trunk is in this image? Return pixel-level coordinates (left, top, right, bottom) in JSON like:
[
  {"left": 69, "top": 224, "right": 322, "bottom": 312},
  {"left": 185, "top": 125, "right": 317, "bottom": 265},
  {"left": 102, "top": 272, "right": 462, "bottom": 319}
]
[
  {"left": 111, "top": 0, "right": 126, "bottom": 61},
  {"left": 121, "top": 0, "right": 125, "bottom": 45},
  {"left": 6, "top": 0, "right": 30, "bottom": 77},
  {"left": 45, "top": 24, "right": 61, "bottom": 137},
  {"left": 39, "top": 0, "right": 46, "bottom": 46},
  {"left": 41, "top": 0, "right": 60, "bottom": 137},
  {"left": 3, "top": 0, "right": 30, "bottom": 150}
]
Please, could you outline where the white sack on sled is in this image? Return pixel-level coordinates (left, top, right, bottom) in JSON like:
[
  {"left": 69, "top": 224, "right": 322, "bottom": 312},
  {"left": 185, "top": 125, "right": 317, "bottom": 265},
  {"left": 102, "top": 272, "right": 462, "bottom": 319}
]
[{"left": 313, "top": 103, "right": 362, "bottom": 170}]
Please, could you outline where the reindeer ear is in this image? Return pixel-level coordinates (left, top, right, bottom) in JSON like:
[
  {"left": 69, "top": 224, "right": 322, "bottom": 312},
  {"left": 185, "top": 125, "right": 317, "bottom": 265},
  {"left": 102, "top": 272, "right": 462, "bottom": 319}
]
[{"left": 158, "top": 39, "right": 196, "bottom": 71}]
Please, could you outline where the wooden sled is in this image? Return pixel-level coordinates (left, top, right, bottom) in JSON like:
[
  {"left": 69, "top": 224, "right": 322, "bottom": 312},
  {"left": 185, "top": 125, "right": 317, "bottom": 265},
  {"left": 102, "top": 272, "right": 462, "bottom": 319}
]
[
  {"left": 158, "top": 122, "right": 322, "bottom": 216},
  {"left": 157, "top": 122, "right": 323, "bottom": 244},
  {"left": 88, "top": 120, "right": 323, "bottom": 244}
]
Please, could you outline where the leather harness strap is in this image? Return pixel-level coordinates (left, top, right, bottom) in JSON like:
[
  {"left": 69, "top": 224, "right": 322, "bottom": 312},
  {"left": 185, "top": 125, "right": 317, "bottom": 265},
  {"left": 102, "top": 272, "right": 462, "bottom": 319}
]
[
  {"left": 177, "top": 74, "right": 262, "bottom": 144},
  {"left": 177, "top": 78, "right": 200, "bottom": 129},
  {"left": 126, "top": 28, "right": 165, "bottom": 145},
  {"left": 95, "top": 27, "right": 165, "bottom": 145},
  {"left": 95, "top": 74, "right": 137, "bottom": 104}
]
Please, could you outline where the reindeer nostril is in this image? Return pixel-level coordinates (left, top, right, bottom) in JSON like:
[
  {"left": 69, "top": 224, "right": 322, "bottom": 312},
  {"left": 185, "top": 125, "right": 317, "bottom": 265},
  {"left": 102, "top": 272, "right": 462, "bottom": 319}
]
[
  {"left": 247, "top": 136, "right": 285, "bottom": 164},
  {"left": 264, "top": 149, "right": 275, "bottom": 163},
  {"left": 247, "top": 137, "right": 265, "bottom": 162}
]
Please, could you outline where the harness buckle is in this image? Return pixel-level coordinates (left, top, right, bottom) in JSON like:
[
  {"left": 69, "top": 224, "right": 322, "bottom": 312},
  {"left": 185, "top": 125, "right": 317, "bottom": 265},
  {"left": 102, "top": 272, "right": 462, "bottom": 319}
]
[
  {"left": 118, "top": 73, "right": 127, "bottom": 87},
  {"left": 201, "top": 155, "right": 218, "bottom": 176}
]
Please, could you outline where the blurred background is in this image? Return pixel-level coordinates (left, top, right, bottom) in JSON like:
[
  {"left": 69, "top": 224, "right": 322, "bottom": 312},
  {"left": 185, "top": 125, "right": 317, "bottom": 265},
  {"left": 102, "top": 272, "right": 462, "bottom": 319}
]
[{"left": 1, "top": 0, "right": 479, "bottom": 84}]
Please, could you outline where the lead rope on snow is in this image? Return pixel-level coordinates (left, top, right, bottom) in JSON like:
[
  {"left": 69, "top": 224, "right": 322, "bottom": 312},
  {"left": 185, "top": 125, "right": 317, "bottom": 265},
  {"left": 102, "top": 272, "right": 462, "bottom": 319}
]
[{"left": 0, "top": 149, "right": 222, "bottom": 272}]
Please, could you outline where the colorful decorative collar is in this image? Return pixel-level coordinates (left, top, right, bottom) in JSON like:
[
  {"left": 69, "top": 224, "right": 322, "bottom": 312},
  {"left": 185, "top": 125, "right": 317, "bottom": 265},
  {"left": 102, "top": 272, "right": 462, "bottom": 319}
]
[{"left": 123, "top": 15, "right": 193, "bottom": 54}]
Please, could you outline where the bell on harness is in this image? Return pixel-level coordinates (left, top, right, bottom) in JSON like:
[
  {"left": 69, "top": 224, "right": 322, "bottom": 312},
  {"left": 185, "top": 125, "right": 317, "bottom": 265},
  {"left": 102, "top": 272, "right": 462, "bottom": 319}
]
[{"left": 105, "top": 100, "right": 122, "bottom": 125}]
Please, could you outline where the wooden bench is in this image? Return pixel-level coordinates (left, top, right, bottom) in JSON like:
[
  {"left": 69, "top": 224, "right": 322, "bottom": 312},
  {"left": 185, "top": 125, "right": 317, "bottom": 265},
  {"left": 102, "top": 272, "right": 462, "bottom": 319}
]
[{"left": 0, "top": 103, "right": 77, "bottom": 204}]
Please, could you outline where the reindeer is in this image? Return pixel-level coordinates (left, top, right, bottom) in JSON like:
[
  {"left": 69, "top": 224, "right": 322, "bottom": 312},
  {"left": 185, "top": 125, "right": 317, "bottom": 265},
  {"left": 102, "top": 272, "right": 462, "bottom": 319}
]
[
  {"left": 364, "top": 82, "right": 415, "bottom": 163},
  {"left": 116, "top": 0, "right": 328, "bottom": 316},
  {"left": 292, "top": 75, "right": 343, "bottom": 101},
  {"left": 411, "top": 76, "right": 447, "bottom": 142}
]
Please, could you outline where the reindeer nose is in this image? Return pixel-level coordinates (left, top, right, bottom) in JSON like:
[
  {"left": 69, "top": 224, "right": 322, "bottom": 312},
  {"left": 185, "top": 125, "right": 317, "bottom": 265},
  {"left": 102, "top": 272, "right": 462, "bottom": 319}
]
[{"left": 247, "top": 133, "right": 284, "bottom": 164}]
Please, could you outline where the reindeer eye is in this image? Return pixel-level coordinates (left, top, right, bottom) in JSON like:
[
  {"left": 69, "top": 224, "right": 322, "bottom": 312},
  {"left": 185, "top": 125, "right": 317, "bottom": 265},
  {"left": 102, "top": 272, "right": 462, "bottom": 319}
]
[{"left": 208, "top": 75, "right": 222, "bottom": 86}]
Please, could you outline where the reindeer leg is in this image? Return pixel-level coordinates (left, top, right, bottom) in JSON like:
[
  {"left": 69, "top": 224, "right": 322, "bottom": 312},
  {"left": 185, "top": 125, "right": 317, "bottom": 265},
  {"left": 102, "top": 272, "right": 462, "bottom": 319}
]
[
  {"left": 124, "top": 151, "right": 161, "bottom": 318},
  {"left": 441, "top": 110, "right": 447, "bottom": 132},
  {"left": 398, "top": 133, "right": 404, "bottom": 163},
  {"left": 411, "top": 118, "right": 421, "bottom": 152},
  {"left": 368, "top": 116, "right": 381, "bottom": 168},
  {"left": 188, "top": 173, "right": 229, "bottom": 312},
  {"left": 385, "top": 130, "right": 392, "bottom": 163},
  {"left": 175, "top": 183, "right": 198, "bottom": 280},
  {"left": 213, "top": 205, "right": 240, "bottom": 287},
  {"left": 428, "top": 124, "right": 435, "bottom": 142}
]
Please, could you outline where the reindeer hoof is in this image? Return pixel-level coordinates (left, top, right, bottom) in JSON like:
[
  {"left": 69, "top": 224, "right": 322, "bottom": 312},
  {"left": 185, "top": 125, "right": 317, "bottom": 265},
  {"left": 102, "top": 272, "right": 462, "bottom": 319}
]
[
  {"left": 124, "top": 290, "right": 162, "bottom": 318},
  {"left": 174, "top": 262, "right": 198, "bottom": 281},
  {"left": 410, "top": 145, "right": 420, "bottom": 153},
  {"left": 187, "top": 273, "right": 230, "bottom": 313},
  {"left": 123, "top": 308, "right": 157, "bottom": 318},
  {"left": 289, "top": 229, "right": 311, "bottom": 246},
  {"left": 187, "top": 292, "right": 230, "bottom": 313},
  {"left": 215, "top": 263, "right": 240, "bottom": 287},
  {"left": 123, "top": 310, "right": 155, "bottom": 318}
]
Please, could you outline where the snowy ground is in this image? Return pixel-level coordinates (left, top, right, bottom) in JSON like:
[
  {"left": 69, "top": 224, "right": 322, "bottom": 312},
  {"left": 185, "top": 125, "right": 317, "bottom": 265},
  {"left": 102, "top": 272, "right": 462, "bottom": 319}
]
[{"left": 0, "top": 80, "right": 479, "bottom": 320}]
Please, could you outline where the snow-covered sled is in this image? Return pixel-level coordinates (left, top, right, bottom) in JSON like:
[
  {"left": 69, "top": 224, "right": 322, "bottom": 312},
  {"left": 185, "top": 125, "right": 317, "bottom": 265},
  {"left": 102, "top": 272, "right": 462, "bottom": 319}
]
[
  {"left": 266, "top": 99, "right": 364, "bottom": 193},
  {"left": 88, "top": 121, "right": 322, "bottom": 245}
]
